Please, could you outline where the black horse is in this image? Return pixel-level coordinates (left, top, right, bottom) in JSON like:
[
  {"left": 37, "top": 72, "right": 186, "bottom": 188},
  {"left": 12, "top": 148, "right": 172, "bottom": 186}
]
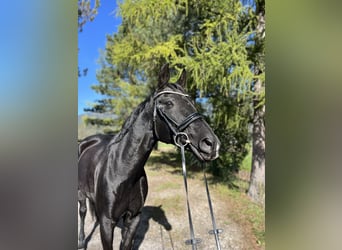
[{"left": 78, "top": 64, "right": 220, "bottom": 250}]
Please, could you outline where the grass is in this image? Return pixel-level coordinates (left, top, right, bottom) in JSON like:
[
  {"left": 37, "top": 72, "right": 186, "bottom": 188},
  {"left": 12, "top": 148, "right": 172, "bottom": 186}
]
[
  {"left": 155, "top": 182, "right": 181, "bottom": 192},
  {"left": 152, "top": 195, "right": 184, "bottom": 216},
  {"left": 214, "top": 180, "right": 265, "bottom": 247},
  {"left": 223, "top": 148, "right": 265, "bottom": 247},
  {"left": 157, "top": 142, "right": 176, "bottom": 151},
  {"left": 241, "top": 147, "right": 253, "bottom": 171}
]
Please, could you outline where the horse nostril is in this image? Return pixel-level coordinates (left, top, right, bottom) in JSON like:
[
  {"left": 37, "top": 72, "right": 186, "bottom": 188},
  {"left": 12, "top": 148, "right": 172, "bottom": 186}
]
[
  {"left": 204, "top": 138, "right": 213, "bottom": 147},
  {"left": 199, "top": 138, "right": 214, "bottom": 154}
]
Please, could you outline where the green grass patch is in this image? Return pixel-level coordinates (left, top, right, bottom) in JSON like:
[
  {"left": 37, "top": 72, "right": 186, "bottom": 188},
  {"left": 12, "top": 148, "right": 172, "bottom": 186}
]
[
  {"left": 213, "top": 182, "right": 265, "bottom": 247},
  {"left": 240, "top": 147, "right": 252, "bottom": 171},
  {"left": 153, "top": 195, "right": 184, "bottom": 216},
  {"left": 157, "top": 142, "right": 176, "bottom": 151},
  {"left": 233, "top": 175, "right": 250, "bottom": 192},
  {"left": 146, "top": 148, "right": 181, "bottom": 169},
  {"left": 155, "top": 182, "right": 181, "bottom": 192}
]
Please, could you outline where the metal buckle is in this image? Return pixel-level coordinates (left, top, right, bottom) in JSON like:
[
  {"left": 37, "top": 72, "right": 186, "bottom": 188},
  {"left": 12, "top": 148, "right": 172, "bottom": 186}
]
[
  {"left": 185, "top": 238, "right": 202, "bottom": 246},
  {"left": 174, "top": 132, "right": 190, "bottom": 147},
  {"left": 209, "top": 229, "right": 223, "bottom": 234}
]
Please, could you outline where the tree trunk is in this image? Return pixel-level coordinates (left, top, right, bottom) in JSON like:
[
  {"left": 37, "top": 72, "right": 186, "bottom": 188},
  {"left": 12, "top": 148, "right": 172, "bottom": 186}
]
[
  {"left": 247, "top": 0, "right": 265, "bottom": 205},
  {"left": 247, "top": 97, "right": 265, "bottom": 204}
]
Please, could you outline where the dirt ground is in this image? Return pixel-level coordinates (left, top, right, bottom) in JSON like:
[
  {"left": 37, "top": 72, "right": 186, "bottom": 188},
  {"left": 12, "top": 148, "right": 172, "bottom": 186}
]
[{"left": 78, "top": 150, "right": 262, "bottom": 250}]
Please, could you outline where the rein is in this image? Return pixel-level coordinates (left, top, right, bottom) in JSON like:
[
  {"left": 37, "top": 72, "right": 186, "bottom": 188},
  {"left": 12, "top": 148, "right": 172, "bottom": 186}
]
[
  {"left": 179, "top": 141, "right": 201, "bottom": 250},
  {"left": 153, "top": 90, "right": 222, "bottom": 249},
  {"left": 203, "top": 164, "right": 223, "bottom": 250}
]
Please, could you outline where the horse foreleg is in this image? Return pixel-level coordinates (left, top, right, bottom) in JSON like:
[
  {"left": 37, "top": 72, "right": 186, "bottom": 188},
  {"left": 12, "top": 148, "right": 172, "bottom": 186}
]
[
  {"left": 120, "top": 212, "right": 141, "bottom": 250},
  {"left": 78, "top": 193, "right": 87, "bottom": 249},
  {"left": 99, "top": 215, "right": 115, "bottom": 250}
]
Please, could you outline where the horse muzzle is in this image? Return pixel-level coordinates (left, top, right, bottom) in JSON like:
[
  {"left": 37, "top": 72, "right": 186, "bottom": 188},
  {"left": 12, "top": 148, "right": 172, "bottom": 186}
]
[
  {"left": 188, "top": 137, "right": 220, "bottom": 162},
  {"left": 199, "top": 137, "right": 220, "bottom": 160}
]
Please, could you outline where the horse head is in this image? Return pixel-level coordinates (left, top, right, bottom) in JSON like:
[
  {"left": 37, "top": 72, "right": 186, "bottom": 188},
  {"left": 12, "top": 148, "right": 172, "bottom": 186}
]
[{"left": 153, "top": 64, "right": 220, "bottom": 162}]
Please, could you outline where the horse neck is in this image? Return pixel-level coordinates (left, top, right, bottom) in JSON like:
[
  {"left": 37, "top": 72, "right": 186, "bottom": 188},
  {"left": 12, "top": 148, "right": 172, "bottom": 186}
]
[
  {"left": 127, "top": 102, "right": 156, "bottom": 155},
  {"left": 108, "top": 98, "right": 157, "bottom": 174}
]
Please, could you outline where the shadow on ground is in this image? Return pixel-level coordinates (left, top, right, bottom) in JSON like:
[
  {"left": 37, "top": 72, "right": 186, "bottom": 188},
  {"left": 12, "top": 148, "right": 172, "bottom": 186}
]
[
  {"left": 133, "top": 205, "right": 173, "bottom": 249},
  {"left": 80, "top": 205, "right": 173, "bottom": 250},
  {"left": 148, "top": 149, "right": 207, "bottom": 176},
  {"left": 148, "top": 150, "right": 181, "bottom": 169}
]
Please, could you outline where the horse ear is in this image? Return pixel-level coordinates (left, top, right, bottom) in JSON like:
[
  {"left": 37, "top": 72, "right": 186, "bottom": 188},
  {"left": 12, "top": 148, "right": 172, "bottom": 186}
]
[
  {"left": 178, "top": 69, "right": 187, "bottom": 88},
  {"left": 158, "top": 63, "right": 170, "bottom": 88}
]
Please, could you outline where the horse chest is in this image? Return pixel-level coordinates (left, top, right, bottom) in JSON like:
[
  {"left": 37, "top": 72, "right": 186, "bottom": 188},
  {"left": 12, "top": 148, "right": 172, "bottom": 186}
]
[
  {"left": 96, "top": 173, "right": 147, "bottom": 218},
  {"left": 114, "top": 176, "right": 146, "bottom": 203}
]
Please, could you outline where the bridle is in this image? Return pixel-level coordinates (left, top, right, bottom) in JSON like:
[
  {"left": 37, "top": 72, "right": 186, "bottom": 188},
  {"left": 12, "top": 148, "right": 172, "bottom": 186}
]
[
  {"left": 152, "top": 89, "right": 223, "bottom": 250},
  {"left": 152, "top": 90, "right": 203, "bottom": 147}
]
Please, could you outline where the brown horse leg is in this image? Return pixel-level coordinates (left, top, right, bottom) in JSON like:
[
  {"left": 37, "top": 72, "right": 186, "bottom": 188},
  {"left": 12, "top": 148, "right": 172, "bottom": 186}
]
[
  {"left": 120, "top": 212, "right": 141, "bottom": 250},
  {"left": 78, "top": 192, "right": 87, "bottom": 249},
  {"left": 99, "top": 215, "right": 115, "bottom": 250}
]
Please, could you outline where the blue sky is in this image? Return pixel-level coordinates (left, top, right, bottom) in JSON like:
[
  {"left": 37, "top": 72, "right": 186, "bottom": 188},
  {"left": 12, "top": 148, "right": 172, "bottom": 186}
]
[{"left": 78, "top": 1, "right": 121, "bottom": 115}]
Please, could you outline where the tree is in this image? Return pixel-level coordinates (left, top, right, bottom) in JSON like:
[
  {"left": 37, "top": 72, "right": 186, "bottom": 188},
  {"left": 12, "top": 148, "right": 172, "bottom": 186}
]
[
  {"left": 78, "top": 0, "right": 100, "bottom": 32},
  {"left": 78, "top": 0, "right": 101, "bottom": 79},
  {"left": 85, "top": 0, "right": 189, "bottom": 129},
  {"left": 86, "top": 0, "right": 265, "bottom": 201},
  {"left": 246, "top": 0, "right": 265, "bottom": 204}
]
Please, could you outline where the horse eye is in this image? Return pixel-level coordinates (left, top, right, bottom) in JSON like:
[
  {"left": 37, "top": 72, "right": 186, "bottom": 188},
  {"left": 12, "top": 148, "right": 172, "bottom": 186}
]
[{"left": 166, "top": 101, "right": 173, "bottom": 107}]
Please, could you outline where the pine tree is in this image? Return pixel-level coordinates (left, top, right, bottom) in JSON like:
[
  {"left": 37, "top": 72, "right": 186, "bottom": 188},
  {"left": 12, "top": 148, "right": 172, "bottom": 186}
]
[{"left": 85, "top": 0, "right": 265, "bottom": 198}]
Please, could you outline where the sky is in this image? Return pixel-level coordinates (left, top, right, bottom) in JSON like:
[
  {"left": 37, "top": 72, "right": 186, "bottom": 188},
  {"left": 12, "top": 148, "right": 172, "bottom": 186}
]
[{"left": 78, "top": 1, "right": 122, "bottom": 115}]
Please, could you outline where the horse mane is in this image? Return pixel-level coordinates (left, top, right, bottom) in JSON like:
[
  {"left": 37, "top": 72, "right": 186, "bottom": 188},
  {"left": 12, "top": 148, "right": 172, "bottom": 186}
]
[{"left": 109, "top": 96, "right": 153, "bottom": 145}]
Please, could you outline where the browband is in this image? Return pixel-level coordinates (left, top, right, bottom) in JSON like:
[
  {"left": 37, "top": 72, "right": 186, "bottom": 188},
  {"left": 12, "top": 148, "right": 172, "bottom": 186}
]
[{"left": 153, "top": 90, "right": 189, "bottom": 99}]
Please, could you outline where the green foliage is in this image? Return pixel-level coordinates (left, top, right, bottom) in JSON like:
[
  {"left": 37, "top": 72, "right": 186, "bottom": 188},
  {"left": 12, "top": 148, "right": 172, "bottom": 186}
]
[
  {"left": 241, "top": 144, "right": 252, "bottom": 171},
  {"left": 209, "top": 95, "right": 252, "bottom": 180},
  {"left": 85, "top": 0, "right": 265, "bottom": 178}
]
